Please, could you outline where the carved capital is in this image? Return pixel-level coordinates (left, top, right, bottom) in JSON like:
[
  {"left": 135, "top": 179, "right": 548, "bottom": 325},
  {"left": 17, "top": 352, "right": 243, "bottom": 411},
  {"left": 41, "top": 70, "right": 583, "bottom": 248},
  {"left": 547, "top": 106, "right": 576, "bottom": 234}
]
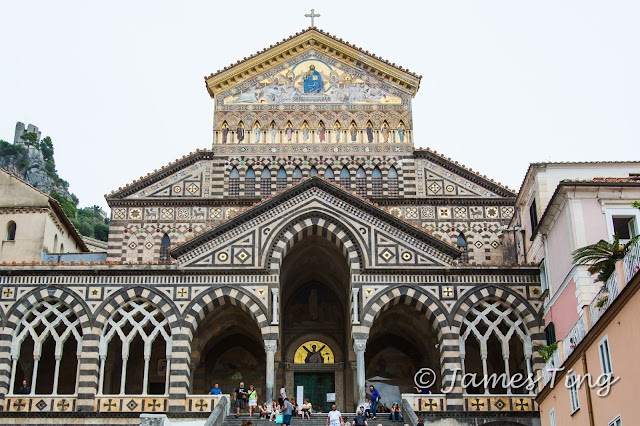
[
  {"left": 264, "top": 340, "right": 278, "bottom": 352},
  {"left": 353, "top": 339, "right": 367, "bottom": 352}
]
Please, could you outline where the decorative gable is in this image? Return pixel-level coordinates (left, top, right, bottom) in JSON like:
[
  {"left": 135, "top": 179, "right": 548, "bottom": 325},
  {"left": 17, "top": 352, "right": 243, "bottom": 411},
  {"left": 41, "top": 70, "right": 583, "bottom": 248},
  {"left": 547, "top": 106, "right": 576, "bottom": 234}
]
[
  {"left": 414, "top": 150, "right": 517, "bottom": 198},
  {"left": 172, "top": 178, "right": 460, "bottom": 271},
  {"left": 106, "top": 151, "right": 214, "bottom": 201}
]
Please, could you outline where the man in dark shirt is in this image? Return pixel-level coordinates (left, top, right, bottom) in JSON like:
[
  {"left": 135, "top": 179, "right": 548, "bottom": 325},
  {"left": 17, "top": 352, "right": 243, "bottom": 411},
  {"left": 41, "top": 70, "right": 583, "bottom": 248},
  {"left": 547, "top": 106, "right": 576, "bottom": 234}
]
[
  {"left": 353, "top": 405, "right": 368, "bottom": 426},
  {"left": 235, "top": 381, "right": 247, "bottom": 417},
  {"left": 18, "top": 379, "right": 31, "bottom": 395}
]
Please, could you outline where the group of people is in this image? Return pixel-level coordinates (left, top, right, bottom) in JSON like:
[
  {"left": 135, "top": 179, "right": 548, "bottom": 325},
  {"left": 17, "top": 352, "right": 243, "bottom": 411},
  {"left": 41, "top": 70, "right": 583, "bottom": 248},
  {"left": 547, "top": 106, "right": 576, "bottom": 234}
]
[{"left": 209, "top": 382, "right": 401, "bottom": 424}]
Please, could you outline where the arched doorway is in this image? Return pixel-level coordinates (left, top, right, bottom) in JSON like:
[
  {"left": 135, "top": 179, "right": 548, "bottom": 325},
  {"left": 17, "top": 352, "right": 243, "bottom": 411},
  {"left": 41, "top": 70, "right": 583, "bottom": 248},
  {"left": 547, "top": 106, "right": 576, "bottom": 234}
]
[
  {"left": 366, "top": 303, "right": 441, "bottom": 406},
  {"left": 190, "top": 305, "right": 266, "bottom": 397},
  {"left": 280, "top": 235, "right": 351, "bottom": 411}
]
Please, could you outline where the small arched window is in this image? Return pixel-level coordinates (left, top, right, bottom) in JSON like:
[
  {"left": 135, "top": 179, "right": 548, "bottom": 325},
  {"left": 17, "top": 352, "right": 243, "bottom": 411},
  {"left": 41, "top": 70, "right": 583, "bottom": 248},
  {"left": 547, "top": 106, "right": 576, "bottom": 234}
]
[
  {"left": 372, "top": 167, "right": 382, "bottom": 197},
  {"left": 245, "top": 167, "right": 256, "bottom": 197},
  {"left": 261, "top": 167, "right": 272, "bottom": 196},
  {"left": 293, "top": 166, "right": 303, "bottom": 183},
  {"left": 356, "top": 167, "right": 366, "bottom": 196},
  {"left": 160, "top": 234, "right": 171, "bottom": 262},
  {"left": 324, "top": 167, "right": 334, "bottom": 181},
  {"left": 60, "top": 243, "right": 64, "bottom": 253},
  {"left": 340, "top": 166, "right": 351, "bottom": 189},
  {"left": 53, "top": 234, "right": 58, "bottom": 253},
  {"left": 229, "top": 166, "right": 240, "bottom": 197},
  {"left": 309, "top": 166, "right": 318, "bottom": 177},
  {"left": 6, "top": 221, "right": 16, "bottom": 241},
  {"left": 388, "top": 166, "right": 399, "bottom": 197},
  {"left": 457, "top": 232, "right": 468, "bottom": 263},
  {"left": 277, "top": 166, "right": 287, "bottom": 191}
]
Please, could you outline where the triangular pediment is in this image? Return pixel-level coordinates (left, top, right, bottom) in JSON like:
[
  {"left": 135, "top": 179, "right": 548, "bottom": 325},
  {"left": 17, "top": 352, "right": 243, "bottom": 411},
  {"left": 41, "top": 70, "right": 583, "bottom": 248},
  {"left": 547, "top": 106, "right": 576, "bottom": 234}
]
[
  {"left": 205, "top": 28, "right": 421, "bottom": 100},
  {"left": 414, "top": 149, "right": 517, "bottom": 198},
  {"left": 106, "top": 150, "right": 214, "bottom": 200},
  {"left": 172, "top": 177, "right": 460, "bottom": 271}
]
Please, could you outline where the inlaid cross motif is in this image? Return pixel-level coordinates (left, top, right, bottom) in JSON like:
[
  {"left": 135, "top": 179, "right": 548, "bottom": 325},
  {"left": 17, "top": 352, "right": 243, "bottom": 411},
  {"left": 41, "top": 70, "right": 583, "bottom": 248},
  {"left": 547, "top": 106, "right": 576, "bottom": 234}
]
[
  {"left": 103, "top": 399, "right": 118, "bottom": 411},
  {"left": 442, "top": 287, "right": 454, "bottom": 297},
  {"left": 470, "top": 398, "right": 485, "bottom": 411},
  {"left": 57, "top": 399, "right": 70, "bottom": 411},
  {"left": 147, "top": 399, "right": 161, "bottom": 411},
  {"left": 177, "top": 287, "right": 188, "bottom": 298},
  {"left": 423, "top": 398, "right": 438, "bottom": 411},
  {"left": 515, "top": 399, "right": 529, "bottom": 411},
  {"left": 3, "top": 287, "right": 14, "bottom": 298},
  {"left": 305, "top": 9, "right": 321, "bottom": 27},
  {"left": 195, "top": 399, "right": 207, "bottom": 411},
  {"left": 13, "top": 399, "right": 26, "bottom": 410}
]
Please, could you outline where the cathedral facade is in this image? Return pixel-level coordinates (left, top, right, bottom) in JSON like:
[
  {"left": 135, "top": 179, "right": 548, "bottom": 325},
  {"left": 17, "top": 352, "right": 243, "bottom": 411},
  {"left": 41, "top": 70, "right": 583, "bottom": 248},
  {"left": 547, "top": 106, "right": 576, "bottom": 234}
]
[{"left": 0, "top": 28, "right": 544, "bottom": 424}]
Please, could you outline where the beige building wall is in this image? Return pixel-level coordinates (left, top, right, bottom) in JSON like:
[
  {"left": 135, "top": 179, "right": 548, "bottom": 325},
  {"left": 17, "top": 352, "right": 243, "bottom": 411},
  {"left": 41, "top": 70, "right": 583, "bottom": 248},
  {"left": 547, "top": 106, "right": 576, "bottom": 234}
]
[{"left": 539, "top": 274, "right": 640, "bottom": 426}]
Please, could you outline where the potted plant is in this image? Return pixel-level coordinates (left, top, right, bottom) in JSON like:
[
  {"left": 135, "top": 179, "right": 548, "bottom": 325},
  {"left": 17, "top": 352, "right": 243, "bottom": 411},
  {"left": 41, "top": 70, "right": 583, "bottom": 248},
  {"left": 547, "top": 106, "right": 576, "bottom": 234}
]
[
  {"left": 539, "top": 342, "right": 558, "bottom": 363},
  {"left": 595, "top": 294, "right": 609, "bottom": 309},
  {"left": 572, "top": 234, "right": 639, "bottom": 283}
]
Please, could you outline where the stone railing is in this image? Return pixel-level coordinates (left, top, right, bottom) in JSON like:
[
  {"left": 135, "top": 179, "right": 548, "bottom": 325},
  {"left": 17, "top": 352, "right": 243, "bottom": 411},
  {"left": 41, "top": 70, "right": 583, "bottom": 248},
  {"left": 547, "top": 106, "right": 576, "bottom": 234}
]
[
  {"left": 563, "top": 314, "right": 587, "bottom": 360},
  {"left": 204, "top": 395, "right": 229, "bottom": 426},
  {"left": 403, "top": 393, "right": 447, "bottom": 412},
  {"left": 462, "top": 395, "right": 538, "bottom": 412},
  {"left": 2, "top": 396, "right": 77, "bottom": 412}
]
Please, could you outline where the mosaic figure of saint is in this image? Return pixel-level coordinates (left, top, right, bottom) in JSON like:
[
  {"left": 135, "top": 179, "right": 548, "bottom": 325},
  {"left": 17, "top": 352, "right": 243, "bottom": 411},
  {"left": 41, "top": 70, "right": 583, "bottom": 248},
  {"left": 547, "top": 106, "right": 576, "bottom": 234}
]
[
  {"left": 237, "top": 123, "right": 245, "bottom": 142},
  {"left": 318, "top": 122, "right": 326, "bottom": 142},
  {"left": 253, "top": 123, "right": 261, "bottom": 143},
  {"left": 303, "top": 344, "right": 326, "bottom": 364},
  {"left": 397, "top": 123, "right": 405, "bottom": 143},
  {"left": 286, "top": 124, "right": 293, "bottom": 142},
  {"left": 334, "top": 122, "right": 341, "bottom": 142},
  {"left": 381, "top": 123, "right": 390, "bottom": 143},
  {"left": 303, "top": 65, "right": 323, "bottom": 94},
  {"left": 270, "top": 123, "right": 277, "bottom": 143},
  {"left": 366, "top": 123, "right": 374, "bottom": 143},
  {"left": 350, "top": 124, "right": 357, "bottom": 142},
  {"left": 302, "top": 123, "right": 310, "bottom": 142},
  {"left": 221, "top": 123, "right": 229, "bottom": 144}
]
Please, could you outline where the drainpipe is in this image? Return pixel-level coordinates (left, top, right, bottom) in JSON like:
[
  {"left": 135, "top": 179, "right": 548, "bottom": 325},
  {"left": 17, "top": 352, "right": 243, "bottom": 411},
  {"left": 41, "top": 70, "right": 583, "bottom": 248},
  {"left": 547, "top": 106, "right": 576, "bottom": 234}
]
[{"left": 581, "top": 353, "right": 595, "bottom": 426}]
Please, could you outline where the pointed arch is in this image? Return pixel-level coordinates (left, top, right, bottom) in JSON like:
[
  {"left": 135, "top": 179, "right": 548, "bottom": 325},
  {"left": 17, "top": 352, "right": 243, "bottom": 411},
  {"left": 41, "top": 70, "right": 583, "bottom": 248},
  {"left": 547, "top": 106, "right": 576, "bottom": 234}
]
[
  {"left": 292, "top": 166, "right": 303, "bottom": 182},
  {"left": 457, "top": 232, "right": 468, "bottom": 263},
  {"left": 276, "top": 166, "right": 287, "bottom": 191},
  {"left": 388, "top": 166, "right": 399, "bottom": 197},
  {"left": 339, "top": 166, "right": 351, "bottom": 189},
  {"left": 356, "top": 166, "right": 366, "bottom": 196},
  {"left": 372, "top": 166, "right": 382, "bottom": 197},
  {"left": 245, "top": 166, "right": 256, "bottom": 197},
  {"left": 309, "top": 166, "right": 318, "bottom": 176},
  {"left": 324, "top": 166, "right": 334, "bottom": 181},
  {"left": 261, "top": 167, "right": 272, "bottom": 196},
  {"left": 229, "top": 166, "right": 240, "bottom": 197},
  {"left": 159, "top": 233, "right": 171, "bottom": 262}
]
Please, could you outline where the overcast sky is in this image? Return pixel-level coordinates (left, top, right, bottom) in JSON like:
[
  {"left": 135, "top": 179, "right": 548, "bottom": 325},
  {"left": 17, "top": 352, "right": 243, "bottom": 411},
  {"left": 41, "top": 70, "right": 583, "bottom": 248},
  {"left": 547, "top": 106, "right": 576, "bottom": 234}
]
[{"left": 1, "top": 1, "right": 637, "bottom": 210}]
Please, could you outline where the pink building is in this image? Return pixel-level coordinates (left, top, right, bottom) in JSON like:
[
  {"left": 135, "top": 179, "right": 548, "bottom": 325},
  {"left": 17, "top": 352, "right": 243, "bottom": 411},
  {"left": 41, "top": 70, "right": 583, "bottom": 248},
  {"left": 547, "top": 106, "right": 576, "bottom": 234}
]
[{"left": 511, "top": 163, "right": 640, "bottom": 346}]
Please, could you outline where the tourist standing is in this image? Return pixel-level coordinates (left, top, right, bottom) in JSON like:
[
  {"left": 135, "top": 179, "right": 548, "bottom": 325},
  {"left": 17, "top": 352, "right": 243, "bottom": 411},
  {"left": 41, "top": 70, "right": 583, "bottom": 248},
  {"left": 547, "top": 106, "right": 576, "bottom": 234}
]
[
  {"left": 326, "top": 404, "right": 343, "bottom": 426},
  {"left": 368, "top": 385, "right": 380, "bottom": 420},
  {"left": 279, "top": 384, "right": 287, "bottom": 407},
  {"left": 235, "top": 381, "right": 248, "bottom": 417},
  {"left": 209, "top": 383, "right": 222, "bottom": 395},
  {"left": 18, "top": 379, "right": 31, "bottom": 395},
  {"left": 282, "top": 398, "right": 293, "bottom": 426},
  {"left": 247, "top": 384, "right": 258, "bottom": 417}
]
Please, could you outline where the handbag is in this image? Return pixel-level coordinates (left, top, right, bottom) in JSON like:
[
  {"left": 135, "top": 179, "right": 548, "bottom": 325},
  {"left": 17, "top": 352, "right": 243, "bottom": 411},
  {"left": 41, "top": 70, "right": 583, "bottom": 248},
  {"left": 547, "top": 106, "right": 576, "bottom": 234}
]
[{"left": 276, "top": 414, "right": 285, "bottom": 424}]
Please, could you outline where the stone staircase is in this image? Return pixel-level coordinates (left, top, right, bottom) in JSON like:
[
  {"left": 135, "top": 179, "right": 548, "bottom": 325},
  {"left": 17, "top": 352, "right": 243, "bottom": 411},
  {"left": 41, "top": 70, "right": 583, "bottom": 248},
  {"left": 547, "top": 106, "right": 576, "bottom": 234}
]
[{"left": 222, "top": 413, "right": 401, "bottom": 426}]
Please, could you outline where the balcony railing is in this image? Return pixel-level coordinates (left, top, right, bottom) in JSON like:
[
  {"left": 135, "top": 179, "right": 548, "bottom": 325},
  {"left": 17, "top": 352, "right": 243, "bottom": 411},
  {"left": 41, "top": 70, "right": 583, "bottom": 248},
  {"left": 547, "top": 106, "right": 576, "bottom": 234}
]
[{"left": 542, "top": 350, "right": 560, "bottom": 387}]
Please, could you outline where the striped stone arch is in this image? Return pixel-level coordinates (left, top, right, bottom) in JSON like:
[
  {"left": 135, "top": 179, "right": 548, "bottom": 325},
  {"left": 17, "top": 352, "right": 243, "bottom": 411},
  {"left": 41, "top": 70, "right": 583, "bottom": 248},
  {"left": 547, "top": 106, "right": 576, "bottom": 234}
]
[
  {"left": 94, "top": 286, "right": 181, "bottom": 331},
  {"left": 265, "top": 211, "right": 364, "bottom": 273},
  {"left": 183, "top": 285, "right": 271, "bottom": 341},
  {"left": 452, "top": 285, "right": 546, "bottom": 371},
  {"left": 361, "top": 285, "right": 451, "bottom": 333},
  {"left": 0, "top": 286, "right": 91, "bottom": 397}
]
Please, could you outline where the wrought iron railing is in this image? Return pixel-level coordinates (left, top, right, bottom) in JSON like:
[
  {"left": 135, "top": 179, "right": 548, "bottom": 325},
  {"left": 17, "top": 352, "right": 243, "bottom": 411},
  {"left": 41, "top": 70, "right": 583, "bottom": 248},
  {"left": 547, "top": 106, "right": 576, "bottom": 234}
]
[
  {"left": 542, "top": 350, "right": 560, "bottom": 386},
  {"left": 563, "top": 314, "right": 587, "bottom": 360}
]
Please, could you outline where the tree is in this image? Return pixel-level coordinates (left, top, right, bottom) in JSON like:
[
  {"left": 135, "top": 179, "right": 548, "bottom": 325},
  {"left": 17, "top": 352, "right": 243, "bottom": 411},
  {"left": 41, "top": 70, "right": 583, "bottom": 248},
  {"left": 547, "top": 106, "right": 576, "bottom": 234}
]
[
  {"left": 20, "top": 131, "right": 38, "bottom": 146},
  {"left": 39, "top": 136, "right": 54, "bottom": 162},
  {"left": 572, "top": 234, "right": 639, "bottom": 282}
]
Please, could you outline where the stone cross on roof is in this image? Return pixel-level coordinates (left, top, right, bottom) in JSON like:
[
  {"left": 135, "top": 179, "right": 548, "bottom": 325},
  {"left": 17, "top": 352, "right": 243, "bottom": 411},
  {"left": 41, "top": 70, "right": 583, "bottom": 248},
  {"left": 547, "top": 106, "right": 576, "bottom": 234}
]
[{"left": 305, "top": 9, "right": 321, "bottom": 27}]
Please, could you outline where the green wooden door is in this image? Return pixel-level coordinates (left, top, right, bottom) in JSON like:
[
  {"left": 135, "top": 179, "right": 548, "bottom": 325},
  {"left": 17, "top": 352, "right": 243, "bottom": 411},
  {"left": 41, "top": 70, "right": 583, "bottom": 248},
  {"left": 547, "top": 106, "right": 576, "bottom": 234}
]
[{"left": 293, "top": 372, "right": 335, "bottom": 412}]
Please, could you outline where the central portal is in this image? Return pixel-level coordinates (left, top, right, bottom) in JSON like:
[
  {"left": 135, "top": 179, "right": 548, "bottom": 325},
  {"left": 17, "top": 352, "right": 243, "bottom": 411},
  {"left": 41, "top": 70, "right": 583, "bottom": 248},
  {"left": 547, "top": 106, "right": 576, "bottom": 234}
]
[
  {"left": 279, "top": 234, "right": 351, "bottom": 409},
  {"left": 294, "top": 372, "right": 336, "bottom": 412}
]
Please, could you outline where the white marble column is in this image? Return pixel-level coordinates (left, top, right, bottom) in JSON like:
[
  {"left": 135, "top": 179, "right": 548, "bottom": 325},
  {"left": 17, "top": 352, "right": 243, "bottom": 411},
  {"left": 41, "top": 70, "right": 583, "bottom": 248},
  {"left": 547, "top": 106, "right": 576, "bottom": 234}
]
[
  {"left": 354, "top": 339, "right": 367, "bottom": 407},
  {"left": 271, "top": 289, "right": 279, "bottom": 325},
  {"left": 265, "top": 340, "right": 278, "bottom": 405},
  {"left": 351, "top": 288, "right": 360, "bottom": 324}
]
